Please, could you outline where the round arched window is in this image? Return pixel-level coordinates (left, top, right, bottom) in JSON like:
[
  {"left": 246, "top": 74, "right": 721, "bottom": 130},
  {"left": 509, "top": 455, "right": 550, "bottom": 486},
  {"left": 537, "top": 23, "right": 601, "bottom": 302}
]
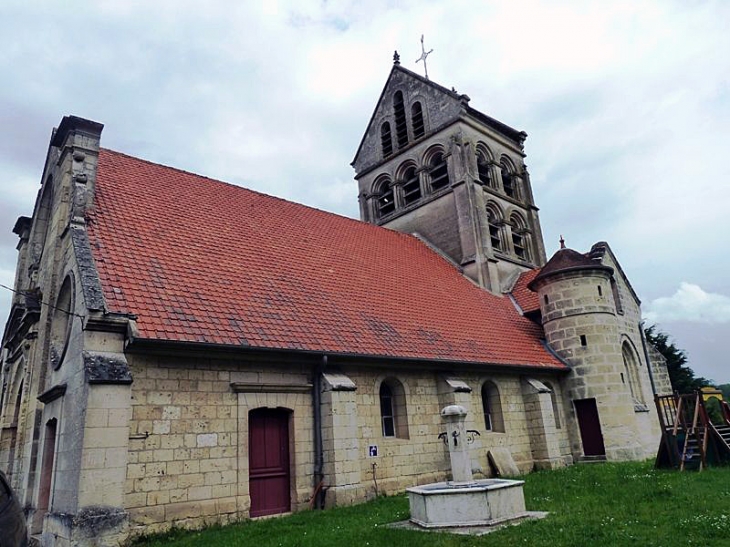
[{"left": 50, "top": 274, "right": 75, "bottom": 370}]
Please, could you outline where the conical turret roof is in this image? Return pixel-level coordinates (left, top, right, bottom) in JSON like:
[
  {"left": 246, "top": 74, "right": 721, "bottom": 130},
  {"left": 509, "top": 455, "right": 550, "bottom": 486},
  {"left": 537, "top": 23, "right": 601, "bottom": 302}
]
[{"left": 527, "top": 247, "right": 613, "bottom": 291}]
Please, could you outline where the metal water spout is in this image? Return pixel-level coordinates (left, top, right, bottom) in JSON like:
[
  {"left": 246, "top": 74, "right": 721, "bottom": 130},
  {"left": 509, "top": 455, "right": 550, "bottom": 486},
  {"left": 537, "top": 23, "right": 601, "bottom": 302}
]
[{"left": 440, "top": 405, "right": 473, "bottom": 484}]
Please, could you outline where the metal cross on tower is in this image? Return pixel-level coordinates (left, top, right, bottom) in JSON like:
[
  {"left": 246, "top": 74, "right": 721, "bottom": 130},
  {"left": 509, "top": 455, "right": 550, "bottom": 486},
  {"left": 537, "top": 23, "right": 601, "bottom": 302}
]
[{"left": 415, "top": 34, "right": 433, "bottom": 80}]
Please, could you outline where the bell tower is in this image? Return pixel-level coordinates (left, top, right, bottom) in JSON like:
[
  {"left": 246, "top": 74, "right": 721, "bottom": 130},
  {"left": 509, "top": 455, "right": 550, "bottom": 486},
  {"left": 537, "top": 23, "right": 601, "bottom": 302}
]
[{"left": 352, "top": 56, "right": 547, "bottom": 293}]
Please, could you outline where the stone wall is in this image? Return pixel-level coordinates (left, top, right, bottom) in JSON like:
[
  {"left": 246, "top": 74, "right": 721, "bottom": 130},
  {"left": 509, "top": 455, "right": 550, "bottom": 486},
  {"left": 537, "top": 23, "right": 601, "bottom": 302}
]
[
  {"left": 124, "top": 354, "right": 313, "bottom": 538},
  {"left": 121, "top": 356, "right": 572, "bottom": 537},
  {"left": 322, "top": 367, "right": 570, "bottom": 505},
  {"left": 597, "top": 246, "right": 665, "bottom": 457},
  {"left": 383, "top": 192, "right": 461, "bottom": 263},
  {"left": 649, "top": 346, "right": 673, "bottom": 396}
]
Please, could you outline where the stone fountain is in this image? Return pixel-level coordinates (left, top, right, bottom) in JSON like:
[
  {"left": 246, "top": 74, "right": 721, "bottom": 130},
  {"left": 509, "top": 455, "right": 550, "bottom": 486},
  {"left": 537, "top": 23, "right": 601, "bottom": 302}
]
[{"left": 406, "top": 405, "right": 531, "bottom": 529}]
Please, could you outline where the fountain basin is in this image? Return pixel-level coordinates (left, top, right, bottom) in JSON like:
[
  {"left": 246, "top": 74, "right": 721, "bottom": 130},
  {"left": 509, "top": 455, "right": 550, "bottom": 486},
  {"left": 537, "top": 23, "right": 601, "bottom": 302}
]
[{"left": 407, "top": 478, "right": 527, "bottom": 528}]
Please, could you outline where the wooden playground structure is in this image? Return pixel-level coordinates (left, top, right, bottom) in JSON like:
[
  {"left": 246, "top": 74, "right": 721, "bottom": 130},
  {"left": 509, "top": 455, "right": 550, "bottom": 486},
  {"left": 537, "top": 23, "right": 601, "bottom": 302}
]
[{"left": 655, "top": 388, "right": 730, "bottom": 471}]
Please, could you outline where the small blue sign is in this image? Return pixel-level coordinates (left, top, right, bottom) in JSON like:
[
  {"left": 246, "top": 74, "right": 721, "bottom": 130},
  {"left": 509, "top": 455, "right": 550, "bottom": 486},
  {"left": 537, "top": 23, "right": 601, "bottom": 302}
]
[{"left": 368, "top": 445, "right": 378, "bottom": 457}]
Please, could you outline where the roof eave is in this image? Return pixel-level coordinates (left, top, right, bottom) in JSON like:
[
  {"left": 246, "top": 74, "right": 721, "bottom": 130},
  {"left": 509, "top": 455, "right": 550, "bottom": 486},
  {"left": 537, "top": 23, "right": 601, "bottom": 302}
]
[
  {"left": 465, "top": 106, "right": 526, "bottom": 145},
  {"left": 125, "top": 336, "right": 568, "bottom": 372},
  {"left": 527, "top": 264, "right": 614, "bottom": 291}
]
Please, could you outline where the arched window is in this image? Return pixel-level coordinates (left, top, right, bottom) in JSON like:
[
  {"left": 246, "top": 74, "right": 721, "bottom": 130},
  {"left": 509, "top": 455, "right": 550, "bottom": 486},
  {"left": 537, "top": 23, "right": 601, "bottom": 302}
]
[
  {"left": 622, "top": 342, "right": 644, "bottom": 405},
  {"left": 380, "top": 378, "right": 409, "bottom": 438},
  {"left": 486, "top": 204, "right": 504, "bottom": 252},
  {"left": 428, "top": 152, "right": 450, "bottom": 191},
  {"left": 401, "top": 165, "right": 421, "bottom": 205},
  {"left": 380, "top": 122, "right": 393, "bottom": 158},
  {"left": 500, "top": 161, "right": 517, "bottom": 198},
  {"left": 375, "top": 178, "right": 395, "bottom": 217},
  {"left": 510, "top": 214, "right": 530, "bottom": 261},
  {"left": 481, "top": 381, "right": 504, "bottom": 432},
  {"left": 411, "top": 101, "right": 425, "bottom": 139},
  {"left": 380, "top": 382, "right": 395, "bottom": 436},
  {"left": 544, "top": 382, "right": 562, "bottom": 429},
  {"left": 476, "top": 147, "right": 493, "bottom": 186},
  {"left": 394, "top": 91, "right": 409, "bottom": 149},
  {"left": 50, "top": 274, "right": 75, "bottom": 370}
]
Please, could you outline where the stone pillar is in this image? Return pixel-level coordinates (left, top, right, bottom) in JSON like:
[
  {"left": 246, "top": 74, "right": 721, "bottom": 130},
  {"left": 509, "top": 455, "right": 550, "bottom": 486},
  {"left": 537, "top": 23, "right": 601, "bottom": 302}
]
[
  {"left": 521, "top": 378, "right": 563, "bottom": 470},
  {"left": 436, "top": 377, "right": 472, "bottom": 411},
  {"left": 441, "top": 405, "right": 473, "bottom": 484},
  {"left": 321, "top": 372, "right": 361, "bottom": 506}
]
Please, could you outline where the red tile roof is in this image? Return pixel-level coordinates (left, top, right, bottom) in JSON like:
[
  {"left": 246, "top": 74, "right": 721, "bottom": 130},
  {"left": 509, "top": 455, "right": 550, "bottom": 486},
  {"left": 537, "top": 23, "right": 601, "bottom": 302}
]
[
  {"left": 87, "top": 149, "right": 565, "bottom": 369},
  {"left": 510, "top": 269, "right": 541, "bottom": 314}
]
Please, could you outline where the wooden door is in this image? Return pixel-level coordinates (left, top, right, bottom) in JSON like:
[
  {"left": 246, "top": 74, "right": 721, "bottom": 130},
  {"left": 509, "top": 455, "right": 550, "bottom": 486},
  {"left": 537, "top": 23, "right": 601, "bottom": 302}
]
[
  {"left": 248, "top": 408, "right": 291, "bottom": 517},
  {"left": 574, "top": 398, "right": 606, "bottom": 457}
]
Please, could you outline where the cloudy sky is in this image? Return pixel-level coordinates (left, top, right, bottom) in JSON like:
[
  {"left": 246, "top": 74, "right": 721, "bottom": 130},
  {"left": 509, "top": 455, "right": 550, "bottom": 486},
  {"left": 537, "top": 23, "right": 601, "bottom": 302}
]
[{"left": 1, "top": 0, "right": 728, "bottom": 382}]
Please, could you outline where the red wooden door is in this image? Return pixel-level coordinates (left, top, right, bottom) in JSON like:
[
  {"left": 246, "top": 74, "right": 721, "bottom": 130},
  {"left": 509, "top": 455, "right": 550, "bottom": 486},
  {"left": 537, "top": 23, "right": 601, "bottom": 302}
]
[
  {"left": 249, "top": 408, "right": 291, "bottom": 517},
  {"left": 574, "top": 398, "right": 606, "bottom": 457}
]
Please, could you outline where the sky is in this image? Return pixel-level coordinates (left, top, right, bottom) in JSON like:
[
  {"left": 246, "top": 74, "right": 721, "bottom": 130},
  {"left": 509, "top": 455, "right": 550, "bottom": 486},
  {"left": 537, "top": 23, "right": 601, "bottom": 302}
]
[{"left": 1, "top": 0, "right": 728, "bottom": 382}]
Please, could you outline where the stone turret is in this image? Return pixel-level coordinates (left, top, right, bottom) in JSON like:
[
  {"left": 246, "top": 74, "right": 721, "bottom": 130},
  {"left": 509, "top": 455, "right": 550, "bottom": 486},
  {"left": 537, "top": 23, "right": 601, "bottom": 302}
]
[{"left": 528, "top": 246, "right": 644, "bottom": 461}]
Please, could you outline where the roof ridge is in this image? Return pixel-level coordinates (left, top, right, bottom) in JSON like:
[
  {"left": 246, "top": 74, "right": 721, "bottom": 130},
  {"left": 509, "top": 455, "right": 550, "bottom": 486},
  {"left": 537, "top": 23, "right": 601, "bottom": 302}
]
[
  {"left": 99, "top": 148, "right": 417, "bottom": 241},
  {"left": 393, "top": 64, "right": 464, "bottom": 100}
]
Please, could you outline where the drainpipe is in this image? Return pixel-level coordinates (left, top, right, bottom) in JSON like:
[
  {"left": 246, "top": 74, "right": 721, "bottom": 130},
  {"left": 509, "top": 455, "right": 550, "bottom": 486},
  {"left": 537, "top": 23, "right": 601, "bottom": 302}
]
[
  {"left": 312, "top": 355, "right": 326, "bottom": 509},
  {"left": 639, "top": 321, "right": 657, "bottom": 396}
]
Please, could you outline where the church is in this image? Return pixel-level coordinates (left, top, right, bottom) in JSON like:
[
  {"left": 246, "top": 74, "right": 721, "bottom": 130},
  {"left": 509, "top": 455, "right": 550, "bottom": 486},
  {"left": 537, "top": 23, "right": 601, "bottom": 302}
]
[{"left": 0, "top": 57, "right": 671, "bottom": 545}]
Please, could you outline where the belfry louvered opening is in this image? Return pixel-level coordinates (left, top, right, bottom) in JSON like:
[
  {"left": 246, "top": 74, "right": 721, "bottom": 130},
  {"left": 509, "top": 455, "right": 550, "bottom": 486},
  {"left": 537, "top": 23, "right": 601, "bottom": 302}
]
[
  {"left": 501, "top": 162, "right": 516, "bottom": 198},
  {"left": 429, "top": 152, "right": 449, "bottom": 191},
  {"left": 394, "top": 91, "right": 409, "bottom": 149},
  {"left": 411, "top": 101, "right": 425, "bottom": 139},
  {"left": 380, "top": 122, "right": 393, "bottom": 158},
  {"left": 477, "top": 149, "right": 492, "bottom": 186},
  {"left": 402, "top": 166, "right": 421, "bottom": 205},
  {"left": 376, "top": 178, "right": 395, "bottom": 217}
]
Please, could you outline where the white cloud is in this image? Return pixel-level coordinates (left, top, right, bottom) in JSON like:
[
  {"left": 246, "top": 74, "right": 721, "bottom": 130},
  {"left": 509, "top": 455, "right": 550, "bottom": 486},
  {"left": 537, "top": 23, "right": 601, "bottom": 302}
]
[{"left": 644, "top": 283, "right": 730, "bottom": 325}]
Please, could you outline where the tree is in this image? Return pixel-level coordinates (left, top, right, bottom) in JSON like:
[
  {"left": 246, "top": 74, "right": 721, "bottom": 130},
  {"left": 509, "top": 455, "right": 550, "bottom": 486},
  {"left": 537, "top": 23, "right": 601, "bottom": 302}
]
[{"left": 643, "top": 324, "right": 713, "bottom": 394}]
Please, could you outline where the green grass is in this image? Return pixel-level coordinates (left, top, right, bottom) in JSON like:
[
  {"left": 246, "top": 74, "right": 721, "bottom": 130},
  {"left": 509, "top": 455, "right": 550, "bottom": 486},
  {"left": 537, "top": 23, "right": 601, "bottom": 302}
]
[{"left": 132, "top": 461, "right": 730, "bottom": 547}]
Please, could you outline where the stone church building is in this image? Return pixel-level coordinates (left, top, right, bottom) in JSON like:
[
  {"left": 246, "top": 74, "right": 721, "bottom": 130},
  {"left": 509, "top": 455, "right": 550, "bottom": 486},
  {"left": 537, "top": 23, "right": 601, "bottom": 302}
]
[{"left": 1, "top": 60, "right": 670, "bottom": 545}]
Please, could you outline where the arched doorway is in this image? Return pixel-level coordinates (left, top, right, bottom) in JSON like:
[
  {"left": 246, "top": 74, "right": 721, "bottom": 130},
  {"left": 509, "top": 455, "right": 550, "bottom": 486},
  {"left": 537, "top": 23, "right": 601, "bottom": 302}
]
[{"left": 248, "top": 408, "right": 291, "bottom": 517}]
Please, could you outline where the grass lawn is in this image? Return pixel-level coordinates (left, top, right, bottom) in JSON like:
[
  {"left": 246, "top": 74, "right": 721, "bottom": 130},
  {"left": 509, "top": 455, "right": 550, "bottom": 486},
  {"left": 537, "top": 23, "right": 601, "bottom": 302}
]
[{"left": 132, "top": 461, "right": 730, "bottom": 547}]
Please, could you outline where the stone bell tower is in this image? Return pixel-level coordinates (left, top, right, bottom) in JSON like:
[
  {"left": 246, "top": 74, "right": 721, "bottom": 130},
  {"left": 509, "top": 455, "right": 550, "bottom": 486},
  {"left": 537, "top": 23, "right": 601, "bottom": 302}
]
[{"left": 351, "top": 54, "right": 547, "bottom": 293}]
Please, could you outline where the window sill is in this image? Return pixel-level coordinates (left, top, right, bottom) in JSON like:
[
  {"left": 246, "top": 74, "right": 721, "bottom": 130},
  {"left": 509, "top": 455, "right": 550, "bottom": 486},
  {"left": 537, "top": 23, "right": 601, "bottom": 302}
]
[
  {"left": 492, "top": 251, "right": 533, "bottom": 267},
  {"left": 376, "top": 187, "right": 451, "bottom": 224}
]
